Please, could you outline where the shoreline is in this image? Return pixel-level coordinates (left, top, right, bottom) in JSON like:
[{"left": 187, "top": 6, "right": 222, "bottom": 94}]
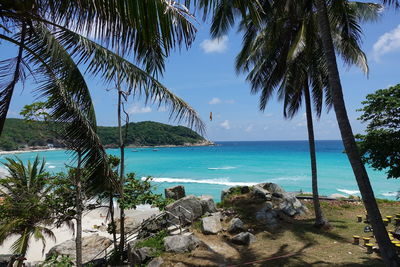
[{"left": 0, "top": 141, "right": 215, "bottom": 155}]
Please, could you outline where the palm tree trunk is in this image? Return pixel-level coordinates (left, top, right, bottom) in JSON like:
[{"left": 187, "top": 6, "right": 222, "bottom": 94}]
[
  {"left": 75, "top": 151, "right": 83, "bottom": 267},
  {"left": 315, "top": 0, "right": 399, "bottom": 265},
  {"left": 16, "top": 228, "right": 29, "bottom": 267},
  {"left": 117, "top": 88, "right": 126, "bottom": 261},
  {"left": 304, "top": 84, "right": 329, "bottom": 228}
]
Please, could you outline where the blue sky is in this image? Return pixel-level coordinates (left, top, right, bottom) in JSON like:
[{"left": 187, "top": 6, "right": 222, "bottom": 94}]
[{"left": 4, "top": 7, "right": 400, "bottom": 141}]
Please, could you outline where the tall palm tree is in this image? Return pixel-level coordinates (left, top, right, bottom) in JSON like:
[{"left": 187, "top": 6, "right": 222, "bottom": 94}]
[
  {"left": 314, "top": 0, "right": 400, "bottom": 265},
  {"left": 0, "top": 156, "right": 56, "bottom": 267},
  {"left": 235, "top": 0, "right": 378, "bottom": 228}
]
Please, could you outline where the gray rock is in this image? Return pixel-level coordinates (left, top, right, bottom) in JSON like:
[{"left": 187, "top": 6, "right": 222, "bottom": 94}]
[
  {"left": 0, "top": 255, "right": 13, "bottom": 267},
  {"left": 221, "top": 189, "right": 230, "bottom": 202},
  {"left": 174, "top": 263, "right": 187, "bottom": 267},
  {"left": 241, "top": 186, "right": 250, "bottom": 194},
  {"left": 148, "top": 257, "right": 164, "bottom": 267},
  {"left": 256, "top": 206, "right": 278, "bottom": 227},
  {"left": 164, "top": 235, "right": 202, "bottom": 253},
  {"left": 252, "top": 184, "right": 272, "bottom": 200},
  {"left": 165, "top": 185, "right": 186, "bottom": 200},
  {"left": 228, "top": 218, "right": 245, "bottom": 234},
  {"left": 199, "top": 195, "right": 217, "bottom": 213},
  {"left": 278, "top": 192, "right": 308, "bottom": 216},
  {"left": 165, "top": 195, "right": 203, "bottom": 225},
  {"left": 46, "top": 234, "right": 112, "bottom": 264},
  {"left": 263, "top": 183, "right": 285, "bottom": 194},
  {"left": 201, "top": 215, "right": 222, "bottom": 234},
  {"left": 230, "top": 232, "right": 256, "bottom": 245},
  {"left": 129, "top": 247, "right": 155, "bottom": 265}
]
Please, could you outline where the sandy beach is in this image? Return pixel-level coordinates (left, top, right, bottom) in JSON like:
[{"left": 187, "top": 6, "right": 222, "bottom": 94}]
[
  {"left": 0, "top": 148, "right": 64, "bottom": 155},
  {"left": 0, "top": 205, "right": 159, "bottom": 263}
]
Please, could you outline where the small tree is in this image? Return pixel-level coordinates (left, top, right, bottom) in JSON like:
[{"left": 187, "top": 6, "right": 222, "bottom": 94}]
[{"left": 357, "top": 84, "right": 400, "bottom": 179}]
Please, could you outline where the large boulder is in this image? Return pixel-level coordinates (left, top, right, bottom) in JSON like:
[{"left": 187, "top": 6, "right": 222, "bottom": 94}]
[
  {"left": 252, "top": 184, "right": 272, "bottom": 200},
  {"left": 199, "top": 195, "right": 217, "bottom": 213},
  {"left": 201, "top": 215, "right": 222, "bottom": 234},
  {"left": 148, "top": 257, "right": 164, "bottom": 267},
  {"left": 165, "top": 195, "right": 203, "bottom": 225},
  {"left": 230, "top": 232, "right": 256, "bottom": 245},
  {"left": 277, "top": 192, "right": 307, "bottom": 216},
  {"left": 164, "top": 234, "right": 202, "bottom": 253},
  {"left": 128, "top": 247, "right": 155, "bottom": 266},
  {"left": 165, "top": 186, "right": 186, "bottom": 200},
  {"left": 255, "top": 203, "right": 278, "bottom": 228},
  {"left": 227, "top": 218, "right": 245, "bottom": 234},
  {"left": 46, "top": 234, "right": 112, "bottom": 264}
]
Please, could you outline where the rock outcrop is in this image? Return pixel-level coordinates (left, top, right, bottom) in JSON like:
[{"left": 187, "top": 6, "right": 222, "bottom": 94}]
[
  {"left": 164, "top": 234, "right": 202, "bottom": 253},
  {"left": 230, "top": 232, "right": 256, "bottom": 245},
  {"left": 201, "top": 214, "right": 222, "bottom": 234},
  {"left": 46, "top": 234, "right": 112, "bottom": 264},
  {"left": 165, "top": 195, "right": 203, "bottom": 225},
  {"left": 199, "top": 195, "right": 217, "bottom": 213},
  {"left": 165, "top": 186, "right": 186, "bottom": 200},
  {"left": 227, "top": 218, "right": 245, "bottom": 234},
  {"left": 148, "top": 257, "right": 164, "bottom": 267}
]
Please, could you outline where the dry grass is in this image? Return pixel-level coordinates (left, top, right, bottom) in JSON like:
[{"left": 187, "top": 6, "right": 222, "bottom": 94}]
[{"left": 161, "top": 198, "right": 400, "bottom": 267}]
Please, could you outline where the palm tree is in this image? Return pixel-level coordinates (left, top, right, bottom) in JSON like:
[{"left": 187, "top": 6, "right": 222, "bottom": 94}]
[
  {"left": 235, "top": 0, "right": 378, "bottom": 228},
  {"left": 313, "top": 0, "right": 400, "bottom": 265},
  {"left": 0, "top": 156, "right": 56, "bottom": 267}
]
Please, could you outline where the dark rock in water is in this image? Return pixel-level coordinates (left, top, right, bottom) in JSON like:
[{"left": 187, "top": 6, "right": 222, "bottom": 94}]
[
  {"left": 230, "top": 232, "right": 256, "bottom": 245},
  {"left": 165, "top": 195, "right": 203, "bottom": 225},
  {"left": 228, "top": 218, "right": 245, "bottom": 234},
  {"left": 164, "top": 234, "right": 202, "bottom": 253},
  {"left": 165, "top": 185, "right": 186, "bottom": 200},
  {"left": 201, "top": 214, "right": 222, "bottom": 234},
  {"left": 199, "top": 195, "right": 217, "bottom": 213},
  {"left": 148, "top": 257, "right": 164, "bottom": 267}
]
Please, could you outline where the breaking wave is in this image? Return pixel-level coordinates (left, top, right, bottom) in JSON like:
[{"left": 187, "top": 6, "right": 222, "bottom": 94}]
[
  {"left": 208, "top": 166, "right": 237, "bottom": 170},
  {"left": 143, "top": 177, "right": 256, "bottom": 187},
  {"left": 337, "top": 189, "right": 360, "bottom": 195}
]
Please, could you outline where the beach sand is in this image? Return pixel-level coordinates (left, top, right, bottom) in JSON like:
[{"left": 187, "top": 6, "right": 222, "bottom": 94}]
[{"left": 0, "top": 205, "right": 159, "bottom": 263}]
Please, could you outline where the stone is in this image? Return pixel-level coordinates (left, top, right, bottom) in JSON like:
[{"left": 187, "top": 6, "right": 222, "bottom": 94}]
[
  {"left": 164, "top": 235, "right": 202, "bottom": 253},
  {"left": 241, "top": 186, "right": 250, "bottom": 194},
  {"left": 174, "top": 263, "right": 187, "bottom": 267},
  {"left": 165, "top": 185, "right": 186, "bottom": 200},
  {"left": 228, "top": 218, "right": 245, "bottom": 234},
  {"left": 221, "top": 189, "right": 230, "bottom": 202},
  {"left": 46, "top": 234, "right": 112, "bottom": 264},
  {"left": 252, "top": 184, "right": 272, "bottom": 200},
  {"left": 199, "top": 195, "right": 217, "bottom": 213},
  {"left": 129, "top": 247, "right": 155, "bottom": 265},
  {"left": 0, "top": 255, "right": 13, "bottom": 267},
  {"left": 201, "top": 215, "right": 222, "bottom": 234},
  {"left": 262, "top": 183, "right": 285, "bottom": 194},
  {"left": 278, "top": 192, "right": 308, "bottom": 217},
  {"left": 256, "top": 206, "right": 278, "bottom": 227},
  {"left": 165, "top": 195, "right": 203, "bottom": 225},
  {"left": 148, "top": 257, "right": 164, "bottom": 267},
  {"left": 230, "top": 232, "right": 256, "bottom": 245}
]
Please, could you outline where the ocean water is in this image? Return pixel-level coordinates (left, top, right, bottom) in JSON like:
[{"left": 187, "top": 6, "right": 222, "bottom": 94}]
[{"left": 0, "top": 141, "right": 398, "bottom": 201}]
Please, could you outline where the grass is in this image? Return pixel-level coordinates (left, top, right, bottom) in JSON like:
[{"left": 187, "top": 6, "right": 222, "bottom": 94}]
[
  {"left": 162, "top": 196, "right": 400, "bottom": 266},
  {"left": 135, "top": 230, "right": 168, "bottom": 257}
]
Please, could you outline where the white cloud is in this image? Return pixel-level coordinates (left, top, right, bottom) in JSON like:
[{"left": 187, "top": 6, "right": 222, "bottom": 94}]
[
  {"left": 209, "top": 97, "right": 221, "bottom": 105},
  {"left": 225, "top": 99, "right": 235, "bottom": 104},
  {"left": 220, "top": 120, "right": 231, "bottom": 130},
  {"left": 373, "top": 25, "right": 400, "bottom": 61},
  {"left": 128, "top": 104, "right": 152, "bottom": 114},
  {"left": 200, "top": 35, "right": 228, "bottom": 53},
  {"left": 245, "top": 124, "right": 254, "bottom": 132}
]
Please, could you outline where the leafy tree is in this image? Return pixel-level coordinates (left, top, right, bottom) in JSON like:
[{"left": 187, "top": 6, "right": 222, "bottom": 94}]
[
  {"left": 0, "top": 156, "right": 56, "bottom": 267},
  {"left": 357, "top": 84, "right": 400, "bottom": 179}
]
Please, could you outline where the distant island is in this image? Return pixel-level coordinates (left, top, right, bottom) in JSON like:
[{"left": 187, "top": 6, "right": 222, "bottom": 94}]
[{"left": 0, "top": 118, "right": 212, "bottom": 152}]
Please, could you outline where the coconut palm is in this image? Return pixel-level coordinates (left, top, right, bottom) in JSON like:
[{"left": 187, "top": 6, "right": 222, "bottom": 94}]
[
  {"left": 313, "top": 0, "right": 400, "bottom": 264},
  {"left": 235, "top": 0, "right": 379, "bottom": 228},
  {"left": 0, "top": 156, "right": 56, "bottom": 267}
]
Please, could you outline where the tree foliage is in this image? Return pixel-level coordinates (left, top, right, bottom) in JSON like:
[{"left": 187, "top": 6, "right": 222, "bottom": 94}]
[{"left": 357, "top": 84, "right": 400, "bottom": 179}]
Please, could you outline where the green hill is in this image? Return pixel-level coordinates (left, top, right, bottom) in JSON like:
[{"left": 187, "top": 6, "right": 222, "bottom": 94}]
[{"left": 0, "top": 118, "right": 207, "bottom": 151}]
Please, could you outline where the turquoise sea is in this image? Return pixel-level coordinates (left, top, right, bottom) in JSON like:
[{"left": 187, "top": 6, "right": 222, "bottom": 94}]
[{"left": 0, "top": 141, "right": 398, "bottom": 201}]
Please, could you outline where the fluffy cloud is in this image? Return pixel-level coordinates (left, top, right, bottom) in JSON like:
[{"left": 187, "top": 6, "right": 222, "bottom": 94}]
[
  {"left": 209, "top": 97, "right": 221, "bottom": 105},
  {"left": 200, "top": 35, "right": 228, "bottom": 53},
  {"left": 128, "top": 104, "right": 152, "bottom": 114},
  {"left": 373, "top": 25, "right": 400, "bottom": 61},
  {"left": 220, "top": 120, "right": 231, "bottom": 130}
]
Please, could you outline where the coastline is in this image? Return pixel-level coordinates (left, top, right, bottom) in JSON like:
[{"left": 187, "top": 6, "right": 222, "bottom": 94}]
[{"left": 0, "top": 140, "right": 215, "bottom": 155}]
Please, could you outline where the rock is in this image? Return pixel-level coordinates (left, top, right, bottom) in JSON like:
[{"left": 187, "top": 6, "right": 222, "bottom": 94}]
[
  {"left": 148, "top": 257, "right": 164, "bottom": 267},
  {"left": 201, "top": 215, "right": 222, "bottom": 234},
  {"left": 164, "top": 235, "right": 202, "bottom": 253},
  {"left": 221, "top": 186, "right": 243, "bottom": 202},
  {"left": 228, "top": 218, "right": 245, "bottom": 234},
  {"left": 256, "top": 204, "right": 278, "bottom": 227},
  {"left": 230, "top": 232, "right": 256, "bottom": 245},
  {"left": 165, "top": 195, "right": 203, "bottom": 224},
  {"left": 165, "top": 185, "right": 186, "bottom": 200},
  {"left": 25, "top": 262, "right": 43, "bottom": 267},
  {"left": 46, "top": 234, "right": 112, "bottom": 264},
  {"left": 129, "top": 247, "right": 155, "bottom": 265},
  {"left": 174, "top": 263, "right": 187, "bottom": 267},
  {"left": 263, "top": 183, "right": 285, "bottom": 194},
  {"left": 278, "top": 192, "right": 307, "bottom": 217},
  {"left": 241, "top": 186, "right": 250, "bottom": 194},
  {"left": 329, "top": 193, "right": 347, "bottom": 199},
  {"left": 0, "top": 255, "right": 13, "bottom": 267},
  {"left": 221, "top": 189, "right": 230, "bottom": 202},
  {"left": 252, "top": 184, "right": 272, "bottom": 200},
  {"left": 199, "top": 195, "right": 217, "bottom": 213}
]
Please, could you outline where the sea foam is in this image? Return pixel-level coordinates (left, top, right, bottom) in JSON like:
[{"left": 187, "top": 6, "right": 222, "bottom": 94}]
[
  {"left": 208, "top": 166, "right": 237, "bottom": 170},
  {"left": 143, "top": 177, "right": 256, "bottom": 187},
  {"left": 337, "top": 188, "right": 360, "bottom": 195},
  {"left": 381, "top": 192, "right": 398, "bottom": 197}
]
